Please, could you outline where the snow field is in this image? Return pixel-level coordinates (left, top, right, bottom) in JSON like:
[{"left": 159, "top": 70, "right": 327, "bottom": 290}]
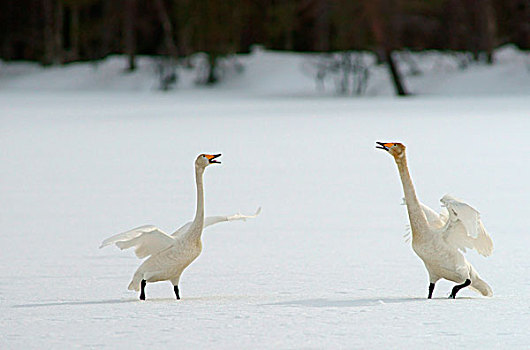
[{"left": 1, "top": 91, "right": 529, "bottom": 348}]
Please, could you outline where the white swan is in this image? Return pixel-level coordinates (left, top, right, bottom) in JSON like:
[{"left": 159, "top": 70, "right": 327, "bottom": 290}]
[
  {"left": 376, "top": 142, "right": 494, "bottom": 298},
  {"left": 99, "top": 154, "right": 261, "bottom": 300}
]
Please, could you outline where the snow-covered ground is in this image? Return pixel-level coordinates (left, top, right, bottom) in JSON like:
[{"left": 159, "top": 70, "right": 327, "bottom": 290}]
[
  {"left": 1, "top": 49, "right": 530, "bottom": 348},
  {"left": 1, "top": 90, "right": 529, "bottom": 349},
  {"left": 1, "top": 45, "right": 529, "bottom": 96}
]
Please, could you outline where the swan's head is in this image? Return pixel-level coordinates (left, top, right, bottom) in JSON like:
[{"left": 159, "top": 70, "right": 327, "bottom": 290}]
[
  {"left": 376, "top": 142, "right": 406, "bottom": 159},
  {"left": 196, "top": 153, "right": 221, "bottom": 168}
]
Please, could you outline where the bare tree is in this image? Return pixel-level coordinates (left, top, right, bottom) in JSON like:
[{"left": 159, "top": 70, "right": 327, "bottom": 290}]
[
  {"left": 314, "top": 0, "right": 330, "bottom": 51},
  {"left": 42, "top": 0, "right": 55, "bottom": 65},
  {"left": 123, "top": 0, "right": 137, "bottom": 71},
  {"left": 265, "top": 0, "right": 298, "bottom": 51},
  {"left": 53, "top": 0, "right": 64, "bottom": 63},
  {"left": 364, "top": 0, "right": 408, "bottom": 96},
  {"left": 479, "top": 0, "right": 497, "bottom": 63},
  {"left": 101, "top": 1, "right": 115, "bottom": 58},
  {"left": 153, "top": 0, "right": 179, "bottom": 90},
  {"left": 66, "top": 2, "right": 80, "bottom": 61},
  {"left": 466, "top": 0, "right": 498, "bottom": 63},
  {"left": 154, "top": 0, "right": 179, "bottom": 58}
]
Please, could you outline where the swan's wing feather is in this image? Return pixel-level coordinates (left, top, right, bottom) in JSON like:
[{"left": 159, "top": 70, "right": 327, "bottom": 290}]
[
  {"left": 206, "top": 207, "right": 262, "bottom": 227},
  {"left": 99, "top": 225, "right": 155, "bottom": 248},
  {"left": 100, "top": 225, "right": 174, "bottom": 259},
  {"left": 440, "top": 195, "right": 493, "bottom": 257},
  {"left": 171, "top": 207, "right": 262, "bottom": 237},
  {"left": 474, "top": 220, "right": 494, "bottom": 256}
]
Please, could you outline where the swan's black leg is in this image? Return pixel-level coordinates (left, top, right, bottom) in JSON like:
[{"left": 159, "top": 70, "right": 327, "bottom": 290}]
[
  {"left": 174, "top": 285, "right": 180, "bottom": 300},
  {"left": 140, "top": 280, "right": 146, "bottom": 300},
  {"left": 449, "top": 279, "right": 471, "bottom": 299},
  {"left": 428, "top": 283, "right": 435, "bottom": 299}
]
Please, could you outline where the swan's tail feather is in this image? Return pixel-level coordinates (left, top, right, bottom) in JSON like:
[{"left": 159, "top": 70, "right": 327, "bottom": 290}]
[
  {"left": 469, "top": 265, "right": 493, "bottom": 297},
  {"left": 470, "top": 277, "right": 493, "bottom": 297},
  {"left": 128, "top": 272, "right": 143, "bottom": 291}
]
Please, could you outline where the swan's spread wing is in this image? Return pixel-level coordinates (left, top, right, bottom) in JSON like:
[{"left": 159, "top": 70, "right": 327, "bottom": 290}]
[
  {"left": 440, "top": 195, "right": 493, "bottom": 257},
  {"left": 171, "top": 207, "right": 262, "bottom": 237},
  {"left": 100, "top": 225, "right": 174, "bottom": 259},
  {"left": 205, "top": 207, "right": 262, "bottom": 227}
]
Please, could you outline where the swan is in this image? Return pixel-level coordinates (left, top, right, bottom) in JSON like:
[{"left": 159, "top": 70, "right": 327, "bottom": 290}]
[
  {"left": 99, "top": 154, "right": 261, "bottom": 300},
  {"left": 376, "top": 142, "right": 494, "bottom": 299}
]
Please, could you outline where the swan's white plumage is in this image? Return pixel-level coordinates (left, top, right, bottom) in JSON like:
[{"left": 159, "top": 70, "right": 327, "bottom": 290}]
[
  {"left": 100, "top": 154, "right": 260, "bottom": 298},
  {"left": 440, "top": 195, "right": 493, "bottom": 256},
  {"left": 100, "top": 225, "right": 174, "bottom": 258},
  {"left": 101, "top": 208, "right": 261, "bottom": 259},
  {"left": 415, "top": 196, "right": 494, "bottom": 257},
  {"left": 171, "top": 207, "right": 262, "bottom": 238},
  {"left": 379, "top": 142, "right": 494, "bottom": 297},
  {"left": 419, "top": 202, "right": 446, "bottom": 229},
  {"left": 406, "top": 197, "right": 493, "bottom": 295}
]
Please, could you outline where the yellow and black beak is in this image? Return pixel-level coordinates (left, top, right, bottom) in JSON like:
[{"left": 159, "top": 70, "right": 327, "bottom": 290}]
[
  {"left": 205, "top": 154, "right": 222, "bottom": 164},
  {"left": 376, "top": 142, "right": 395, "bottom": 151}
]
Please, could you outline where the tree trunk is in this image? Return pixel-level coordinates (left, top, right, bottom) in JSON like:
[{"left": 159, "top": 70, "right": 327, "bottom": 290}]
[
  {"left": 446, "top": 0, "right": 465, "bottom": 50},
  {"left": 101, "top": 0, "right": 114, "bottom": 58},
  {"left": 42, "top": 0, "right": 54, "bottom": 65},
  {"left": 178, "top": 24, "right": 192, "bottom": 59},
  {"left": 468, "top": 0, "right": 496, "bottom": 63},
  {"left": 364, "top": 0, "right": 408, "bottom": 96},
  {"left": 1, "top": 0, "right": 13, "bottom": 59},
  {"left": 206, "top": 54, "right": 217, "bottom": 84},
  {"left": 153, "top": 0, "right": 179, "bottom": 58},
  {"left": 513, "top": 0, "right": 530, "bottom": 49},
  {"left": 314, "top": 0, "right": 330, "bottom": 51},
  {"left": 53, "top": 0, "right": 64, "bottom": 64},
  {"left": 123, "top": 0, "right": 136, "bottom": 71},
  {"left": 385, "top": 49, "right": 407, "bottom": 96},
  {"left": 69, "top": 3, "right": 80, "bottom": 61},
  {"left": 482, "top": 0, "right": 497, "bottom": 64}
]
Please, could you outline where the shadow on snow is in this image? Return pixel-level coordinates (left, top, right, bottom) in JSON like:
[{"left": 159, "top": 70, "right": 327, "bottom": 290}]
[
  {"left": 12, "top": 296, "right": 478, "bottom": 309},
  {"left": 12, "top": 295, "right": 252, "bottom": 308},
  {"left": 264, "top": 296, "right": 476, "bottom": 308},
  {"left": 13, "top": 298, "right": 145, "bottom": 308}
]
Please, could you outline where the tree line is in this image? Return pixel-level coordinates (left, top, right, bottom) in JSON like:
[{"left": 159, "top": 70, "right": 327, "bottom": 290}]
[{"left": 1, "top": 0, "right": 528, "bottom": 91}]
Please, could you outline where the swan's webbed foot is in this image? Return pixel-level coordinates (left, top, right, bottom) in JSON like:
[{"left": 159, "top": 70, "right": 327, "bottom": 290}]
[
  {"left": 174, "top": 285, "right": 180, "bottom": 300},
  {"left": 428, "top": 283, "right": 435, "bottom": 299},
  {"left": 139, "top": 280, "right": 146, "bottom": 300},
  {"left": 449, "top": 279, "right": 471, "bottom": 299}
]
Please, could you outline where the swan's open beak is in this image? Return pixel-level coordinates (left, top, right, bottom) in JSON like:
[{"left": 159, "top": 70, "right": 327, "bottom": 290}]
[
  {"left": 205, "top": 154, "right": 221, "bottom": 164},
  {"left": 376, "top": 142, "right": 394, "bottom": 151}
]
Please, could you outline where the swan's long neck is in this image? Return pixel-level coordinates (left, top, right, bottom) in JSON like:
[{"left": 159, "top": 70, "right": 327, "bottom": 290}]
[
  {"left": 395, "top": 154, "right": 429, "bottom": 239},
  {"left": 188, "top": 166, "right": 205, "bottom": 241}
]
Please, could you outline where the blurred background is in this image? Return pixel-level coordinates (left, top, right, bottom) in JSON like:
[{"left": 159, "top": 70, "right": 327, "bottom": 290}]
[{"left": 1, "top": 0, "right": 528, "bottom": 95}]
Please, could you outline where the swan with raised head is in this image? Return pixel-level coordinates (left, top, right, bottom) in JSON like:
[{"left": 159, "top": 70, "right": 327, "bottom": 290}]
[
  {"left": 376, "top": 142, "right": 493, "bottom": 299},
  {"left": 100, "top": 154, "right": 261, "bottom": 300}
]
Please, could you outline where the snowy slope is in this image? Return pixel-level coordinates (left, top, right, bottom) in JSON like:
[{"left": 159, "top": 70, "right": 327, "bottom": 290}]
[
  {"left": 1, "top": 45, "right": 529, "bottom": 96},
  {"left": 1, "top": 90, "right": 529, "bottom": 348}
]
